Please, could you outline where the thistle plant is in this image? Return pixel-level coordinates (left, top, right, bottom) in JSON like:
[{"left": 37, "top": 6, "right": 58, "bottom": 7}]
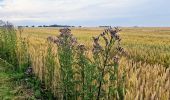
[
  {"left": 75, "top": 44, "right": 97, "bottom": 100},
  {"left": 92, "top": 27, "right": 126, "bottom": 100},
  {"left": 51, "top": 28, "right": 77, "bottom": 99},
  {"left": 47, "top": 27, "right": 126, "bottom": 99}
]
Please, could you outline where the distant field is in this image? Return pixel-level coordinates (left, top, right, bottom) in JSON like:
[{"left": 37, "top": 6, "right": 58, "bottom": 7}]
[{"left": 22, "top": 27, "right": 170, "bottom": 67}]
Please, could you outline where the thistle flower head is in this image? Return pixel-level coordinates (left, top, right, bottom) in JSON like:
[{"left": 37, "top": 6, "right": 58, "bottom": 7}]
[
  {"left": 100, "top": 32, "right": 106, "bottom": 36},
  {"left": 104, "top": 29, "right": 109, "bottom": 34},
  {"left": 106, "top": 27, "right": 121, "bottom": 41},
  {"left": 116, "top": 46, "right": 128, "bottom": 56},
  {"left": 77, "top": 44, "right": 86, "bottom": 50},
  {"left": 59, "top": 28, "right": 71, "bottom": 33},
  {"left": 71, "top": 37, "right": 78, "bottom": 45},
  {"left": 92, "top": 42, "right": 103, "bottom": 54},
  {"left": 92, "top": 36, "right": 103, "bottom": 53},
  {"left": 102, "top": 35, "right": 109, "bottom": 46},
  {"left": 59, "top": 28, "right": 71, "bottom": 37},
  {"left": 92, "top": 36, "right": 99, "bottom": 44},
  {"left": 77, "top": 44, "right": 86, "bottom": 54},
  {"left": 47, "top": 36, "right": 59, "bottom": 44},
  {"left": 116, "top": 46, "right": 124, "bottom": 52},
  {"left": 25, "top": 67, "right": 33, "bottom": 76},
  {"left": 47, "top": 28, "right": 77, "bottom": 48},
  {"left": 92, "top": 27, "right": 122, "bottom": 54},
  {"left": 112, "top": 56, "right": 119, "bottom": 64},
  {"left": 47, "top": 36, "right": 55, "bottom": 42}
]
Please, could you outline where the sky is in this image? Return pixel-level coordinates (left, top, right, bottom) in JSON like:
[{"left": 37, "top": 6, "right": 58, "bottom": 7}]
[{"left": 0, "top": 0, "right": 170, "bottom": 26}]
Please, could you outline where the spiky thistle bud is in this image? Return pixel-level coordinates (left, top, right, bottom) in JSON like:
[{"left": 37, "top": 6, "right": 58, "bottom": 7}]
[{"left": 112, "top": 56, "right": 119, "bottom": 64}]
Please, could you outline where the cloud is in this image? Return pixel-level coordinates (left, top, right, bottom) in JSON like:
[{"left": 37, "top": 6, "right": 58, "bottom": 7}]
[
  {"left": 0, "top": 0, "right": 169, "bottom": 26},
  {"left": 0, "top": 0, "right": 5, "bottom": 7}
]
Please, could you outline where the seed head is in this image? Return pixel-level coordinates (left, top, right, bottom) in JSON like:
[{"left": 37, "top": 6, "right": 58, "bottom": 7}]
[
  {"left": 105, "top": 29, "right": 109, "bottom": 33},
  {"left": 59, "top": 28, "right": 71, "bottom": 37},
  {"left": 47, "top": 36, "right": 58, "bottom": 43},
  {"left": 100, "top": 32, "right": 106, "bottom": 36},
  {"left": 109, "top": 27, "right": 121, "bottom": 40},
  {"left": 77, "top": 44, "right": 86, "bottom": 54},
  {"left": 102, "top": 35, "right": 109, "bottom": 46},
  {"left": 25, "top": 67, "right": 33, "bottom": 76},
  {"left": 112, "top": 56, "right": 119, "bottom": 64},
  {"left": 92, "top": 36, "right": 100, "bottom": 44},
  {"left": 92, "top": 42, "right": 103, "bottom": 54},
  {"left": 71, "top": 37, "right": 78, "bottom": 45},
  {"left": 116, "top": 46, "right": 124, "bottom": 52}
]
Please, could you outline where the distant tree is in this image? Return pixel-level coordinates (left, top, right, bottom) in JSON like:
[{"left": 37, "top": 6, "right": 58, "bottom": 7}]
[
  {"left": 134, "top": 26, "right": 139, "bottom": 28},
  {"left": 38, "top": 25, "right": 42, "bottom": 27},
  {"left": 99, "top": 26, "right": 111, "bottom": 28},
  {"left": 0, "top": 20, "right": 4, "bottom": 27},
  {"left": 18, "top": 26, "right": 23, "bottom": 28},
  {"left": 32, "top": 25, "right": 35, "bottom": 27}
]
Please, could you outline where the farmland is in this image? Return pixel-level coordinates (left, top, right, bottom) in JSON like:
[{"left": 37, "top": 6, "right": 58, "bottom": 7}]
[
  {"left": 24, "top": 27, "right": 170, "bottom": 67},
  {"left": 0, "top": 26, "right": 170, "bottom": 99}
]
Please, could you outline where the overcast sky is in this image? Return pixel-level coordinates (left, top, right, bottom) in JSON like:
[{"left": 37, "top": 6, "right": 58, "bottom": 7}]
[{"left": 0, "top": 0, "right": 170, "bottom": 26}]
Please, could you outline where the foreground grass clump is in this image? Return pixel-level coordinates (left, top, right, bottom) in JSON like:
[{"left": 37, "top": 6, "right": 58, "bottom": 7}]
[
  {"left": 0, "top": 62, "right": 55, "bottom": 100},
  {"left": 0, "top": 21, "right": 55, "bottom": 99}
]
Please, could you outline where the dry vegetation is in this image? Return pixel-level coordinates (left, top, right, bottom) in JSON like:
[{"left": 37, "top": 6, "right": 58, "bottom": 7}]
[
  {"left": 21, "top": 27, "right": 170, "bottom": 99},
  {"left": 23, "top": 27, "right": 170, "bottom": 67}
]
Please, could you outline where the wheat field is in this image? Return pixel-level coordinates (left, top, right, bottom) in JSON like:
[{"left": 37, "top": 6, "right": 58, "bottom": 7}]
[
  {"left": 18, "top": 27, "right": 170, "bottom": 99},
  {"left": 23, "top": 27, "right": 170, "bottom": 66}
]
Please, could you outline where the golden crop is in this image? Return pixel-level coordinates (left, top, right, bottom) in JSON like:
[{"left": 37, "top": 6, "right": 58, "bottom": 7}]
[{"left": 21, "top": 27, "right": 170, "bottom": 99}]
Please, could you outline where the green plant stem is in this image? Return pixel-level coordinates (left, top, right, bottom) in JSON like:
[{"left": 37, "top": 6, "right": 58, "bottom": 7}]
[{"left": 97, "top": 38, "right": 113, "bottom": 100}]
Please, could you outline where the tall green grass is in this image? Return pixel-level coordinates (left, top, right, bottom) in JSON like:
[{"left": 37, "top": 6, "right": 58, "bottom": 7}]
[
  {"left": 0, "top": 22, "right": 18, "bottom": 70},
  {"left": 0, "top": 21, "right": 30, "bottom": 71},
  {"left": 75, "top": 44, "right": 96, "bottom": 99},
  {"left": 45, "top": 41, "right": 55, "bottom": 92}
]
